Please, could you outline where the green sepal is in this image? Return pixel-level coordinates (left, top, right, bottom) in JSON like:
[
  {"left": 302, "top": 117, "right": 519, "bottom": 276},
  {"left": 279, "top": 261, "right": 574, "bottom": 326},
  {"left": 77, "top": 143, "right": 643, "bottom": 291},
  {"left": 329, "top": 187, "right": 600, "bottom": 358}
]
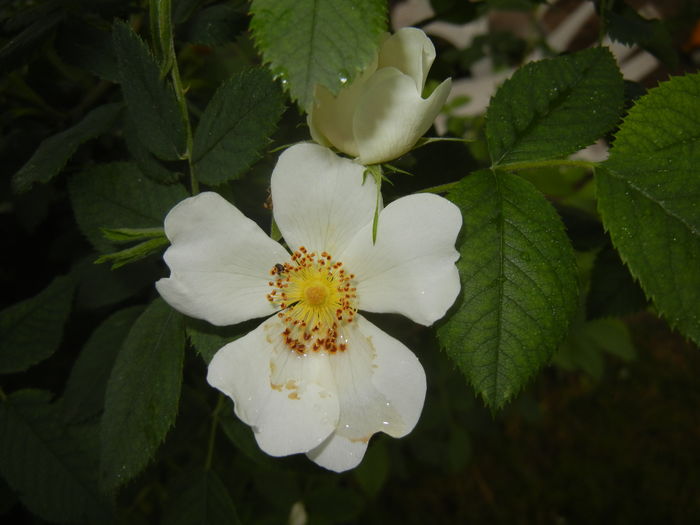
[{"left": 95, "top": 236, "right": 169, "bottom": 269}]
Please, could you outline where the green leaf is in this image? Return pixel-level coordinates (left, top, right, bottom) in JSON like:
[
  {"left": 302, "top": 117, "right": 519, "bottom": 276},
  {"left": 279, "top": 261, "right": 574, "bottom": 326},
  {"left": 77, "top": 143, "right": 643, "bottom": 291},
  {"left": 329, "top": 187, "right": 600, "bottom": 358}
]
[
  {"left": 112, "top": 20, "right": 186, "bottom": 160},
  {"left": 586, "top": 244, "right": 647, "bottom": 319},
  {"left": 12, "top": 103, "right": 122, "bottom": 193},
  {"left": 95, "top": 236, "right": 170, "bottom": 269},
  {"left": 606, "top": 7, "right": 678, "bottom": 68},
  {"left": 218, "top": 405, "right": 275, "bottom": 468},
  {"left": 100, "top": 226, "right": 166, "bottom": 243},
  {"left": 305, "top": 485, "right": 365, "bottom": 523},
  {"left": 61, "top": 307, "right": 144, "bottom": 424},
  {"left": 0, "top": 390, "right": 111, "bottom": 522},
  {"left": 124, "top": 114, "right": 181, "bottom": 184},
  {"left": 0, "top": 12, "right": 63, "bottom": 73},
  {"left": 56, "top": 19, "right": 119, "bottom": 82},
  {"left": 193, "top": 68, "right": 284, "bottom": 185},
  {"left": 353, "top": 440, "right": 389, "bottom": 498},
  {"left": 554, "top": 317, "right": 635, "bottom": 380},
  {"left": 72, "top": 256, "right": 161, "bottom": 310},
  {"left": 586, "top": 318, "right": 636, "bottom": 361},
  {"left": 173, "top": 0, "right": 207, "bottom": 23},
  {"left": 486, "top": 47, "right": 623, "bottom": 167},
  {"left": 0, "top": 276, "right": 75, "bottom": 374},
  {"left": 186, "top": 319, "right": 242, "bottom": 364},
  {"left": 68, "top": 162, "right": 188, "bottom": 253},
  {"left": 249, "top": 0, "right": 387, "bottom": 109},
  {"left": 162, "top": 470, "right": 242, "bottom": 525},
  {"left": 597, "top": 72, "right": 700, "bottom": 345},
  {"left": 439, "top": 170, "right": 578, "bottom": 409},
  {"left": 100, "top": 299, "right": 185, "bottom": 491},
  {"left": 183, "top": 2, "right": 248, "bottom": 46}
]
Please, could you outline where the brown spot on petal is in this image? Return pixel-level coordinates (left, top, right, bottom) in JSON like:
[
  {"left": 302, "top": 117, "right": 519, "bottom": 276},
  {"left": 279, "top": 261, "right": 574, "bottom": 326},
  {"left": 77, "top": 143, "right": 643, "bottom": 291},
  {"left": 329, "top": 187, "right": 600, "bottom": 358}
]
[{"left": 288, "top": 392, "right": 300, "bottom": 400}]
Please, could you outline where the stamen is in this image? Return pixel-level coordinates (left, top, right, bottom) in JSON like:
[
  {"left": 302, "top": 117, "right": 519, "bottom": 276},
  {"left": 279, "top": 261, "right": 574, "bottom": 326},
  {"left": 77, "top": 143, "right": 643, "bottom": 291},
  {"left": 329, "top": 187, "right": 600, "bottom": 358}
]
[{"left": 266, "top": 248, "right": 357, "bottom": 354}]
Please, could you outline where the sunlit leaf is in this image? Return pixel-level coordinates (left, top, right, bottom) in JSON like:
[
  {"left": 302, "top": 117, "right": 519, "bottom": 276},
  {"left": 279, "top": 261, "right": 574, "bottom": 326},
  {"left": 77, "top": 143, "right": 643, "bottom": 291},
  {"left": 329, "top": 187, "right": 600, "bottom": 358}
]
[
  {"left": 597, "top": 72, "right": 700, "bottom": 345},
  {"left": 250, "top": 0, "right": 387, "bottom": 109},
  {"left": 439, "top": 170, "right": 578, "bottom": 409},
  {"left": 487, "top": 47, "right": 623, "bottom": 166}
]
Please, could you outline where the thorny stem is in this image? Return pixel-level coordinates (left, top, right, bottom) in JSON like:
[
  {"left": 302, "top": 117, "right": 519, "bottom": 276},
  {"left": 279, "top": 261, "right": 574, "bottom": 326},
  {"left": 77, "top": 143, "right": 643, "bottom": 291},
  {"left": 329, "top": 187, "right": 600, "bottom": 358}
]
[
  {"left": 154, "top": 0, "right": 198, "bottom": 195},
  {"left": 204, "top": 394, "right": 225, "bottom": 470},
  {"left": 170, "top": 55, "right": 199, "bottom": 195},
  {"left": 170, "top": 54, "right": 198, "bottom": 195}
]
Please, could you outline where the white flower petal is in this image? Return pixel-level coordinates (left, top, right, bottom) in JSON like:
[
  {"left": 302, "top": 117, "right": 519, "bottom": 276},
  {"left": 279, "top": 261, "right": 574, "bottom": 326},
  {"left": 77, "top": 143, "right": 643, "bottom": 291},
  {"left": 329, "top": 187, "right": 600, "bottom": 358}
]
[
  {"left": 306, "top": 432, "right": 369, "bottom": 473},
  {"left": 207, "top": 317, "right": 339, "bottom": 457},
  {"left": 378, "top": 27, "right": 437, "bottom": 92},
  {"left": 353, "top": 69, "right": 452, "bottom": 165},
  {"left": 306, "top": 60, "right": 377, "bottom": 157},
  {"left": 156, "top": 192, "right": 289, "bottom": 326},
  {"left": 306, "top": 316, "right": 426, "bottom": 472},
  {"left": 271, "top": 143, "right": 377, "bottom": 256},
  {"left": 341, "top": 193, "right": 461, "bottom": 326},
  {"left": 306, "top": 112, "right": 334, "bottom": 149}
]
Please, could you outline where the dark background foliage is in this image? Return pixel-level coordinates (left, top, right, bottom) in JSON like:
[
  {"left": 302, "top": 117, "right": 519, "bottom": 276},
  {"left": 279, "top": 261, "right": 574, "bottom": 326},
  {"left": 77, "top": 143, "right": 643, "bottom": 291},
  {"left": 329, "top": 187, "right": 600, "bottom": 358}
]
[{"left": 1, "top": 0, "right": 699, "bottom": 523}]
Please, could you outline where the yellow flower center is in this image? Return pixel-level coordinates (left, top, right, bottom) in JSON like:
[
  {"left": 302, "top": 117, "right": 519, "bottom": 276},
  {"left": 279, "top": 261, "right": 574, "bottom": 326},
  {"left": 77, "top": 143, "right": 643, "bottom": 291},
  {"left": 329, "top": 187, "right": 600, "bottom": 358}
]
[
  {"left": 303, "top": 283, "right": 328, "bottom": 306},
  {"left": 266, "top": 246, "right": 357, "bottom": 354}
]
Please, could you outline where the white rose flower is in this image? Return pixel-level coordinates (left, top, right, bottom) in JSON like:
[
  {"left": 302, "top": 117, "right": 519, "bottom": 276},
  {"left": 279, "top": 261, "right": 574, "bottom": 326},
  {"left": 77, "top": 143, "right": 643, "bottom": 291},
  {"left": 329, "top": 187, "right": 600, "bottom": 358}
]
[
  {"left": 308, "top": 27, "right": 452, "bottom": 165},
  {"left": 156, "top": 143, "right": 461, "bottom": 472}
]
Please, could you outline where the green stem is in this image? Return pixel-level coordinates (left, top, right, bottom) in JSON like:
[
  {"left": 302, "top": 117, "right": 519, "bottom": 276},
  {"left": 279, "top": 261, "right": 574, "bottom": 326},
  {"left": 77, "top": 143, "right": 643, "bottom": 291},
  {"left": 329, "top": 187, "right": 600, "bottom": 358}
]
[
  {"left": 155, "top": 0, "right": 198, "bottom": 195},
  {"left": 204, "top": 395, "right": 225, "bottom": 470},
  {"left": 170, "top": 44, "right": 198, "bottom": 195},
  {"left": 493, "top": 158, "right": 598, "bottom": 172}
]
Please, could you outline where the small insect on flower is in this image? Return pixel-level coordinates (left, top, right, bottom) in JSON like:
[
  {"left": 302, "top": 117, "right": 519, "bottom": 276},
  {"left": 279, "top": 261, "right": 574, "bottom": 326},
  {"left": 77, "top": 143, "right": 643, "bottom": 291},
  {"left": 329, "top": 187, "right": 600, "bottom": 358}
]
[{"left": 274, "top": 263, "right": 286, "bottom": 275}]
